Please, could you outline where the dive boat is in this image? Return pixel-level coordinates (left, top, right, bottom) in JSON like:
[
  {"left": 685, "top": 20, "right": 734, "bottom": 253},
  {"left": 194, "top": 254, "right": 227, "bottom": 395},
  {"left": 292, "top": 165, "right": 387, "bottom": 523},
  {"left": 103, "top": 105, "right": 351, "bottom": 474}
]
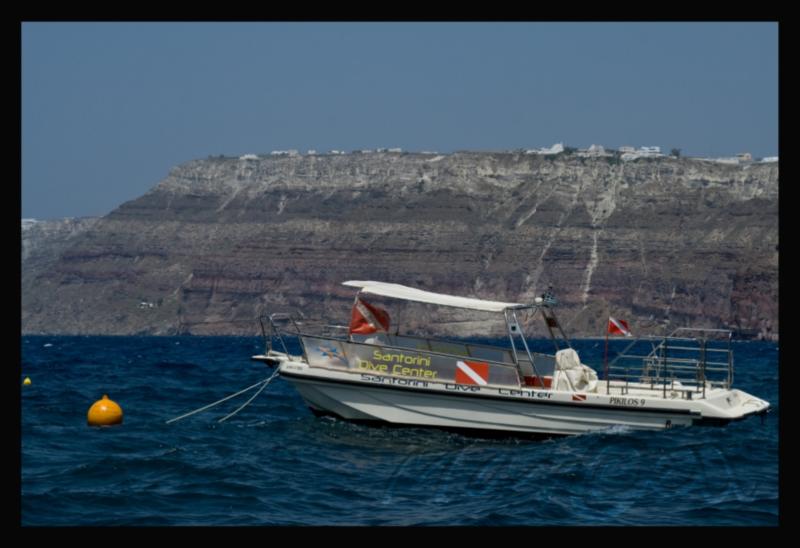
[{"left": 253, "top": 281, "right": 770, "bottom": 437}]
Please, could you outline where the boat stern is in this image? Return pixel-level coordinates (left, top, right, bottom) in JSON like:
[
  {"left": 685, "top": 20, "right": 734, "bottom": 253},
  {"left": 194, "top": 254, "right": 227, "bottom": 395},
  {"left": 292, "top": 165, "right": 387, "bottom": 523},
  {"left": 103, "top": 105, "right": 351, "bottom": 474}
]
[{"left": 694, "top": 388, "right": 770, "bottom": 423}]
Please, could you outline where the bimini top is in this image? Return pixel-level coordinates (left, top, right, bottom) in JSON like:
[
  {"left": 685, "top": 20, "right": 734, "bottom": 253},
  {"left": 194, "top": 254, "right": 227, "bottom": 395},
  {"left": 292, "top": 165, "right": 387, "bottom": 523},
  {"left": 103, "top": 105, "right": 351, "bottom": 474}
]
[{"left": 342, "top": 280, "right": 528, "bottom": 312}]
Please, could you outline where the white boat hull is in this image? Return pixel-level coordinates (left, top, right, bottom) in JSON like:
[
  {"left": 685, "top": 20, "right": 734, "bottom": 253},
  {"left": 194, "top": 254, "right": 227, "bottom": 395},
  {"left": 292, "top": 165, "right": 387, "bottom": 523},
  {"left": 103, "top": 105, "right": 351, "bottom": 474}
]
[{"left": 278, "top": 361, "right": 768, "bottom": 436}]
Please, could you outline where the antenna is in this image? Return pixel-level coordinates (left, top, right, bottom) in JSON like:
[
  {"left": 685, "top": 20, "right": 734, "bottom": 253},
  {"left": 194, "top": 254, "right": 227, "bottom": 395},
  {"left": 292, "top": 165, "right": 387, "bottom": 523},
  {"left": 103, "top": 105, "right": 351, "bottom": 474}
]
[{"left": 541, "top": 286, "right": 558, "bottom": 307}]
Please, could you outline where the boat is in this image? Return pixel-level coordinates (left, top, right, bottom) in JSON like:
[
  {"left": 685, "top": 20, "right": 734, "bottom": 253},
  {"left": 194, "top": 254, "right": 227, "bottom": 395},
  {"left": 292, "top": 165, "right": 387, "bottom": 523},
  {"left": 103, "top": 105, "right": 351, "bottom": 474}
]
[{"left": 252, "top": 280, "right": 770, "bottom": 437}]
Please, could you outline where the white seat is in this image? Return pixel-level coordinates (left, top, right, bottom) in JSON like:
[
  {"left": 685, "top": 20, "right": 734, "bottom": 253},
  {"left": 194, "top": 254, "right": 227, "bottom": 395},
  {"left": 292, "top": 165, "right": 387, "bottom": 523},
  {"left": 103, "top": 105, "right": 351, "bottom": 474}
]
[{"left": 552, "top": 348, "right": 599, "bottom": 393}]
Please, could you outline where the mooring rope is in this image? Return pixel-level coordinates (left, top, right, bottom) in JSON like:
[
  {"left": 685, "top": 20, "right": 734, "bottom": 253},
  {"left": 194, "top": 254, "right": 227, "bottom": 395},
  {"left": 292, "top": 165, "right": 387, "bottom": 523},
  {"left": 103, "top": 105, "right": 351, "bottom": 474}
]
[
  {"left": 217, "top": 368, "right": 281, "bottom": 423},
  {"left": 165, "top": 367, "right": 280, "bottom": 424}
]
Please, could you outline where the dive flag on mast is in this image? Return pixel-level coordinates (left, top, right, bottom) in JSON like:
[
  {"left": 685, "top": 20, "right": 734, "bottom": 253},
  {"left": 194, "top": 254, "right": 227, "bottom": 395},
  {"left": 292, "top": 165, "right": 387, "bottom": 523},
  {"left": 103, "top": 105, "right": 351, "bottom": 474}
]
[
  {"left": 607, "top": 317, "right": 632, "bottom": 337},
  {"left": 349, "top": 296, "right": 391, "bottom": 335}
]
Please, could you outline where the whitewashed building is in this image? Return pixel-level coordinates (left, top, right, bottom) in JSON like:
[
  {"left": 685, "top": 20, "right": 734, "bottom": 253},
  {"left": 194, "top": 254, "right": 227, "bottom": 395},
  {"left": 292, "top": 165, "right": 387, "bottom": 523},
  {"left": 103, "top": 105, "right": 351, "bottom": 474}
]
[
  {"left": 525, "top": 142, "right": 565, "bottom": 155},
  {"left": 621, "top": 146, "right": 665, "bottom": 161},
  {"left": 577, "top": 144, "right": 611, "bottom": 158}
]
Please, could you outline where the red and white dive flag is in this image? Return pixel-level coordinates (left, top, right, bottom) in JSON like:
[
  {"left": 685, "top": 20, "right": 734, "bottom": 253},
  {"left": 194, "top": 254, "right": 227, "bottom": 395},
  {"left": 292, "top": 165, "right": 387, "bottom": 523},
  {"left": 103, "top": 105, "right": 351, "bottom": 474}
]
[
  {"left": 607, "top": 317, "right": 632, "bottom": 337},
  {"left": 349, "top": 297, "right": 391, "bottom": 335},
  {"left": 455, "top": 360, "right": 490, "bottom": 386}
]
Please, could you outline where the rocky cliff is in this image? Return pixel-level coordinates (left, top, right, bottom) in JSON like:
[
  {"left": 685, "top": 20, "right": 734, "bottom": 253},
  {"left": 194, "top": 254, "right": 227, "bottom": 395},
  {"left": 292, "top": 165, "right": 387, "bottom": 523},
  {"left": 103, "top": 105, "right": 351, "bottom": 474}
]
[
  {"left": 21, "top": 152, "right": 778, "bottom": 340},
  {"left": 22, "top": 217, "right": 100, "bottom": 326}
]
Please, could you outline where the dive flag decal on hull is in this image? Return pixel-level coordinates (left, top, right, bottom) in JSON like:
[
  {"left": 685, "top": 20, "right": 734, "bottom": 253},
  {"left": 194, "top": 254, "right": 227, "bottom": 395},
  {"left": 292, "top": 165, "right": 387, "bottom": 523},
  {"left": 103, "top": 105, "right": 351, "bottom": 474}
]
[
  {"left": 455, "top": 360, "right": 489, "bottom": 386},
  {"left": 572, "top": 394, "right": 587, "bottom": 402}
]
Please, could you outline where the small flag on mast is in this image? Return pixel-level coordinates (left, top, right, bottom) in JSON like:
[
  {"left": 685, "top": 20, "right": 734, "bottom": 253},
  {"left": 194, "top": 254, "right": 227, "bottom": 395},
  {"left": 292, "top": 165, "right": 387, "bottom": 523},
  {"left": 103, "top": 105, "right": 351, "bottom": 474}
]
[
  {"left": 607, "top": 317, "right": 632, "bottom": 337},
  {"left": 349, "top": 297, "right": 391, "bottom": 335}
]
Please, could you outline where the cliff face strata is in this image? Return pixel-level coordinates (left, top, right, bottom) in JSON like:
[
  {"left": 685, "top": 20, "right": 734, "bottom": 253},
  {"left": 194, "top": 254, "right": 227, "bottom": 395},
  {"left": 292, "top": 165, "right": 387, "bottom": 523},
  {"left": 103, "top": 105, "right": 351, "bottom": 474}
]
[{"left": 21, "top": 153, "right": 778, "bottom": 340}]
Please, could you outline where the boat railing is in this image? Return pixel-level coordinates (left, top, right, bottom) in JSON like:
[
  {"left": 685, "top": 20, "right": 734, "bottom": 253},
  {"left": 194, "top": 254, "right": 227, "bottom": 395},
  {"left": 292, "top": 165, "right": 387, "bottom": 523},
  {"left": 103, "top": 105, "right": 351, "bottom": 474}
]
[
  {"left": 259, "top": 312, "right": 308, "bottom": 360},
  {"left": 605, "top": 328, "right": 734, "bottom": 398},
  {"left": 258, "top": 313, "right": 556, "bottom": 387},
  {"left": 351, "top": 332, "right": 516, "bottom": 363},
  {"left": 300, "top": 333, "right": 524, "bottom": 386},
  {"left": 353, "top": 334, "right": 556, "bottom": 380},
  {"left": 377, "top": 334, "right": 552, "bottom": 375}
]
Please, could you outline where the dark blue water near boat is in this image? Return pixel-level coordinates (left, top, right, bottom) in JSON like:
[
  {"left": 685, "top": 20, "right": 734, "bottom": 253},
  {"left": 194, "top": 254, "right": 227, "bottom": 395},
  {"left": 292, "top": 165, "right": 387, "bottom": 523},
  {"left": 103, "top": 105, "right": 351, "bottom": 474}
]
[{"left": 21, "top": 336, "right": 778, "bottom": 526}]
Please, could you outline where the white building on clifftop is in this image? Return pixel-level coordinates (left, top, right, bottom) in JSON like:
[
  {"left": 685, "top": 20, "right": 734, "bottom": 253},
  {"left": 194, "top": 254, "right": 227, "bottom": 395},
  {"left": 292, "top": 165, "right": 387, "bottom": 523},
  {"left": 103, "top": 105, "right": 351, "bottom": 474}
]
[
  {"left": 577, "top": 144, "right": 612, "bottom": 158},
  {"left": 525, "top": 142, "right": 564, "bottom": 155},
  {"left": 621, "top": 146, "right": 665, "bottom": 161}
]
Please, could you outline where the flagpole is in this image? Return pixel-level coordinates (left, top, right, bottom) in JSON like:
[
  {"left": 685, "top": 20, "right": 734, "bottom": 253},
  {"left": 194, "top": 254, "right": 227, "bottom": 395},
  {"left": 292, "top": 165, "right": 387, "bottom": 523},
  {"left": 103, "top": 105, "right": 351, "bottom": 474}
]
[{"left": 604, "top": 320, "right": 610, "bottom": 394}]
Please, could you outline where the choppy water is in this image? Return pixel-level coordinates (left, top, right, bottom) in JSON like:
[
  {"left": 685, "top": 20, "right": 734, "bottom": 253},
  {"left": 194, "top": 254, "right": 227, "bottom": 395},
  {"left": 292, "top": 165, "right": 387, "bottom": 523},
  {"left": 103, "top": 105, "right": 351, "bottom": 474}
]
[{"left": 21, "top": 336, "right": 778, "bottom": 525}]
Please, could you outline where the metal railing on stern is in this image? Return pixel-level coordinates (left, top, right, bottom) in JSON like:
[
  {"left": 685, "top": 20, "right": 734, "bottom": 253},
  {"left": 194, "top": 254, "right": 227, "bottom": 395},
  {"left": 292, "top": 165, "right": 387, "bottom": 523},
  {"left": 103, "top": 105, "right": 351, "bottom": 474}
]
[{"left": 605, "top": 328, "right": 734, "bottom": 398}]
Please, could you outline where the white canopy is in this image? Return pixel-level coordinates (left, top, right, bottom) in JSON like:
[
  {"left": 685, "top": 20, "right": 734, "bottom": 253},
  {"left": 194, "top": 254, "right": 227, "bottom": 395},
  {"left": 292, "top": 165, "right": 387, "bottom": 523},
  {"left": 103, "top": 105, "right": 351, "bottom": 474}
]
[{"left": 342, "top": 280, "right": 527, "bottom": 312}]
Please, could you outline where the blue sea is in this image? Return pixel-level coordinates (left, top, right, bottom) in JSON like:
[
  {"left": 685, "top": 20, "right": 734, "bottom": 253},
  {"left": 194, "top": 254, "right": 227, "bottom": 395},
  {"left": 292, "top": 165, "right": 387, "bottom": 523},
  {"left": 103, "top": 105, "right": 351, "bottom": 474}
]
[{"left": 21, "top": 336, "right": 778, "bottom": 526}]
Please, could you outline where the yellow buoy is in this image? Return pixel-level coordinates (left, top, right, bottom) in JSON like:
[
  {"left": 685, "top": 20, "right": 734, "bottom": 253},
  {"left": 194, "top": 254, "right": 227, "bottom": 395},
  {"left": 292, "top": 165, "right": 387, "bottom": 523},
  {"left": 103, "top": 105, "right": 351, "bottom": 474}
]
[
  {"left": 23, "top": 377, "right": 31, "bottom": 386},
  {"left": 87, "top": 394, "right": 123, "bottom": 426}
]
